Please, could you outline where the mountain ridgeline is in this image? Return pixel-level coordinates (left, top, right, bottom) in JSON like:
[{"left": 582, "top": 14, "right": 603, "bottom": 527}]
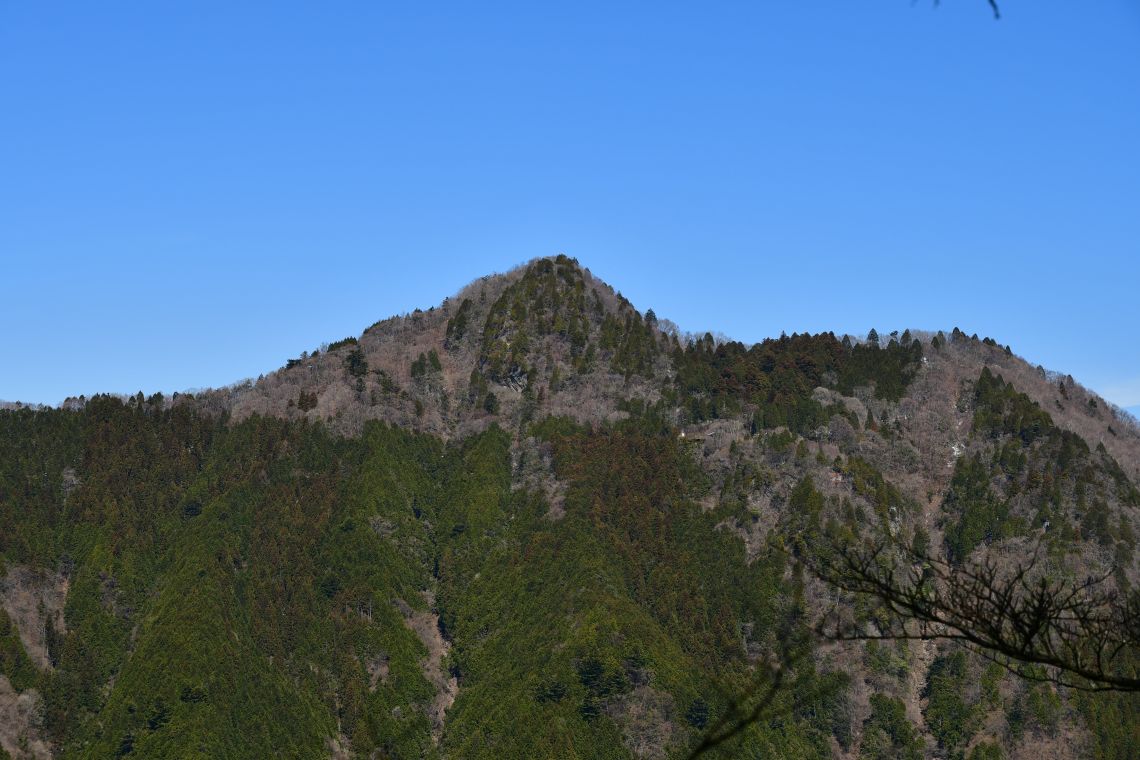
[{"left": 2, "top": 256, "right": 1139, "bottom": 759}]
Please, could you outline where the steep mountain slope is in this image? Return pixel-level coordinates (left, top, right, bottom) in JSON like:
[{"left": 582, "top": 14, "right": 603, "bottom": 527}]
[{"left": 1, "top": 256, "right": 1138, "bottom": 759}]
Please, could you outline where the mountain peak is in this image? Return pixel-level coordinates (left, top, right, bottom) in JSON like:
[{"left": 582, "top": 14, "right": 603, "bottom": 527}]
[{"left": 216, "top": 255, "right": 668, "bottom": 437}]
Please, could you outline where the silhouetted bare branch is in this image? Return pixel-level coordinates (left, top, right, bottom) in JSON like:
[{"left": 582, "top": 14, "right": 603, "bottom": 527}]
[
  {"left": 805, "top": 533, "right": 1140, "bottom": 691},
  {"left": 932, "top": 0, "right": 1001, "bottom": 20},
  {"left": 684, "top": 658, "right": 788, "bottom": 759},
  {"left": 684, "top": 630, "right": 838, "bottom": 759}
]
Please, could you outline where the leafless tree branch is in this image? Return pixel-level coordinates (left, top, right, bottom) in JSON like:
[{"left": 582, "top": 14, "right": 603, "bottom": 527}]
[
  {"left": 932, "top": 0, "right": 1001, "bottom": 19},
  {"left": 685, "top": 603, "right": 839, "bottom": 758},
  {"left": 804, "top": 533, "right": 1140, "bottom": 691}
]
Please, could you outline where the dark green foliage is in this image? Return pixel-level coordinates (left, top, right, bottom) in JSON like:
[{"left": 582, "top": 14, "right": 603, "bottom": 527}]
[
  {"left": 1077, "top": 680, "right": 1140, "bottom": 760},
  {"left": 844, "top": 456, "right": 913, "bottom": 520},
  {"left": 297, "top": 389, "right": 318, "bottom": 411},
  {"left": 786, "top": 476, "right": 824, "bottom": 555},
  {"left": 968, "top": 741, "right": 1004, "bottom": 760},
  {"left": 482, "top": 391, "right": 499, "bottom": 414},
  {"left": 576, "top": 657, "right": 631, "bottom": 720},
  {"left": 0, "top": 403, "right": 449, "bottom": 757},
  {"left": 800, "top": 674, "right": 854, "bottom": 750},
  {"left": 1025, "top": 683, "right": 1061, "bottom": 735},
  {"left": 373, "top": 370, "right": 400, "bottom": 396},
  {"left": 837, "top": 338, "right": 922, "bottom": 402},
  {"left": 411, "top": 349, "right": 442, "bottom": 379},
  {"left": 820, "top": 679, "right": 857, "bottom": 747},
  {"left": 685, "top": 697, "right": 710, "bottom": 728},
  {"left": 481, "top": 256, "right": 595, "bottom": 383},
  {"left": 860, "top": 693, "right": 923, "bottom": 760},
  {"left": 146, "top": 699, "right": 170, "bottom": 731},
  {"left": 410, "top": 352, "right": 428, "bottom": 378},
  {"left": 979, "top": 662, "right": 1004, "bottom": 708},
  {"left": 1006, "top": 681, "right": 1062, "bottom": 743},
  {"left": 923, "top": 650, "right": 978, "bottom": 757},
  {"left": 536, "top": 428, "right": 766, "bottom": 665},
  {"left": 535, "top": 679, "right": 568, "bottom": 704},
  {"left": 467, "top": 368, "right": 489, "bottom": 407},
  {"left": 427, "top": 422, "right": 842, "bottom": 757},
  {"left": 599, "top": 310, "right": 658, "bottom": 379},
  {"left": 0, "top": 405, "right": 85, "bottom": 561},
  {"left": 911, "top": 525, "right": 930, "bottom": 556},
  {"left": 476, "top": 256, "right": 670, "bottom": 392},
  {"left": 671, "top": 331, "right": 920, "bottom": 433},
  {"left": 864, "top": 640, "right": 908, "bottom": 682},
  {"left": 672, "top": 332, "right": 842, "bottom": 430},
  {"left": 1097, "top": 448, "right": 1140, "bottom": 507},
  {"left": 445, "top": 298, "right": 473, "bottom": 345},
  {"left": 0, "top": 608, "right": 39, "bottom": 692},
  {"left": 326, "top": 336, "right": 358, "bottom": 352},
  {"left": 345, "top": 347, "right": 369, "bottom": 378},
  {"left": 944, "top": 369, "right": 1137, "bottom": 563},
  {"left": 1082, "top": 498, "right": 1114, "bottom": 546},
  {"left": 943, "top": 453, "right": 1010, "bottom": 562},
  {"left": 973, "top": 368, "right": 1052, "bottom": 444}
]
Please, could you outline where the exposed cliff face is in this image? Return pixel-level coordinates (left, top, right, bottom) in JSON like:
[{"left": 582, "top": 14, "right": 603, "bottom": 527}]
[
  {"left": 0, "top": 675, "right": 53, "bottom": 760},
  {"left": 0, "top": 567, "right": 67, "bottom": 760},
  {"left": 1, "top": 566, "right": 68, "bottom": 671},
  {"left": 3, "top": 256, "right": 1139, "bottom": 759}
]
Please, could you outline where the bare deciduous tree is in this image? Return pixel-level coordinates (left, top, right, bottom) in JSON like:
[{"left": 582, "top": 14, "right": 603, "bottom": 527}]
[{"left": 806, "top": 534, "right": 1140, "bottom": 691}]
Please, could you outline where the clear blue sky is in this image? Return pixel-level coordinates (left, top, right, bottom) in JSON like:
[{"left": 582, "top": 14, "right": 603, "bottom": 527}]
[{"left": 3, "top": 1, "right": 1139, "bottom": 412}]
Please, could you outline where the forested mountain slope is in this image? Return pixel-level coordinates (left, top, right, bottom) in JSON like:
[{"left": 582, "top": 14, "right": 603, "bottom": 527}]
[{"left": 2, "top": 256, "right": 1138, "bottom": 759}]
